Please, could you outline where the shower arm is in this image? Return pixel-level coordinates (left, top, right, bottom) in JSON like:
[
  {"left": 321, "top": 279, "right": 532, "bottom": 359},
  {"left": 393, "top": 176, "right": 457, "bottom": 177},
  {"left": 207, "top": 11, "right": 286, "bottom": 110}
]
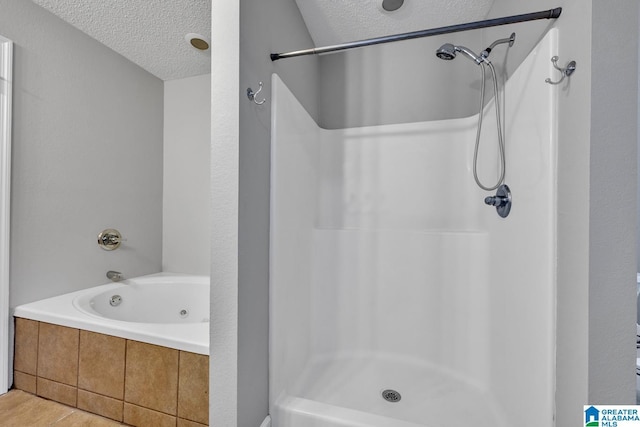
[
  {"left": 487, "top": 34, "right": 516, "bottom": 51},
  {"left": 481, "top": 33, "right": 516, "bottom": 59},
  {"left": 270, "top": 8, "right": 561, "bottom": 61}
]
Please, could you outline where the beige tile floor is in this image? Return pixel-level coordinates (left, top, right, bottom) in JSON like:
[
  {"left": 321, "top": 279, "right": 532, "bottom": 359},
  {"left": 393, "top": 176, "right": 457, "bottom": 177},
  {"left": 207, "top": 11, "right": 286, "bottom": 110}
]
[{"left": 0, "top": 389, "right": 124, "bottom": 426}]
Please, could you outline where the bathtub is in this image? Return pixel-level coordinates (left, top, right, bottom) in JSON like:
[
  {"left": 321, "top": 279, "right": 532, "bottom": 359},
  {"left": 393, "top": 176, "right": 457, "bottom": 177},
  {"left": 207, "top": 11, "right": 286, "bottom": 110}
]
[{"left": 13, "top": 272, "right": 209, "bottom": 355}]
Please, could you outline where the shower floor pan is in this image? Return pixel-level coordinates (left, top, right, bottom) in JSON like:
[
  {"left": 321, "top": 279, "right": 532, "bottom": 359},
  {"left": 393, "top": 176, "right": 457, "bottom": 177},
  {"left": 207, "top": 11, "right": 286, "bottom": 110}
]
[{"left": 272, "top": 354, "right": 505, "bottom": 427}]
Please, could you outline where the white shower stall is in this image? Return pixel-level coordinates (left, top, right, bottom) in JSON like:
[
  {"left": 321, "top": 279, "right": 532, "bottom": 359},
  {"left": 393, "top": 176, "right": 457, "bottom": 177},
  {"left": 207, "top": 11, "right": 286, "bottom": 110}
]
[{"left": 270, "top": 29, "right": 557, "bottom": 427}]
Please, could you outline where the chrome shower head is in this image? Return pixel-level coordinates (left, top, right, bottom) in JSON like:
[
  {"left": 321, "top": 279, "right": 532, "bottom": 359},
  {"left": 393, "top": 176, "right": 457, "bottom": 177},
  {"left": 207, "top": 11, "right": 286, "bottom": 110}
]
[
  {"left": 435, "top": 44, "right": 483, "bottom": 64},
  {"left": 435, "top": 43, "right": 456, "bottom": 60}
]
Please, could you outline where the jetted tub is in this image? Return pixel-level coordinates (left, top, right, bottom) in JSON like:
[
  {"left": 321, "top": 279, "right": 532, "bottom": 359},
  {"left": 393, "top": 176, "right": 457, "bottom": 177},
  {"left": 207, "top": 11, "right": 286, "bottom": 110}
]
[{"left": 13, "top": 272, "right": 209, "bottom": 355}]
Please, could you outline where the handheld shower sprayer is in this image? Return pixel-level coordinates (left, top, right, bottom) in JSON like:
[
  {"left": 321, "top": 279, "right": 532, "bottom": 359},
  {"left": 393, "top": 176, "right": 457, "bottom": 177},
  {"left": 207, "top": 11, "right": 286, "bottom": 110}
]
[
  {"left": 435, "top": 44, "right": 483, "bottom": 64},
  {"left": 434, "top": 33, "right": 516, "bottom": 193},
  {"left": 435, "top": 33, "right": 515, "bottom": 65}
]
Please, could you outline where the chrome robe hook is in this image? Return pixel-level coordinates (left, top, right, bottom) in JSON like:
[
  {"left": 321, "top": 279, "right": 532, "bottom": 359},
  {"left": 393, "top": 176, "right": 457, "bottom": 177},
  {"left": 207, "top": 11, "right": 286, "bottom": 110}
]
[
  {"left": 545, "top": 56, "right": 576, "bottom": 85},
  {"left": 247, "top": 81, "right": 266, "bottom": 105}
]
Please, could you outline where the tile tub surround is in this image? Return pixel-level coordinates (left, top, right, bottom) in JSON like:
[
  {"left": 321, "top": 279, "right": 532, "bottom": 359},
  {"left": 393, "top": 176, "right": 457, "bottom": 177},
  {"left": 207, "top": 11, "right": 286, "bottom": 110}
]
[{"left": 13, "top": 318, "right": 209, "bottom": 426}]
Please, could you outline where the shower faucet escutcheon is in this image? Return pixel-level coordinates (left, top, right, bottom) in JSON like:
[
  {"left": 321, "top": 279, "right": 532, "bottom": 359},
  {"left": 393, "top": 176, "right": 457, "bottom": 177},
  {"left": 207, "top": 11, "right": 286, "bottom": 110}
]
[
  {"left": 98, "top": 228, "right": 123, "bottom": 250},
  {"left": 484, "top": 184, "right": 512, "bottom": 218}
]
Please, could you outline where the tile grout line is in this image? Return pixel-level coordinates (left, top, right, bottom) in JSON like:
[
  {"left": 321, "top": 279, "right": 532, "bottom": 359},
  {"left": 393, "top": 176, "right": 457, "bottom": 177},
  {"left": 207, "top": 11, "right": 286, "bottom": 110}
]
[
  {"left": 177, "top": 350, "right": 181, "bottom": 422},
  {"left": 77, "top": 333, "right": 127, "bottom": 422},
  {"left": 76, "top": 386, "right": 128, "bottom": 400},
  {"left": 122, "top": 338, "right": 128, "bottom": 422},
  {"left": 125, "top": 401, "right": 181, "bottom": 418},
  {"left": 71, "top": 327, "right": 80, "bottom": 407},
  {"left": 35, "top": 321, "right": 40, "bottom": 396},
  {"left": 176, "top": 352, "right": 209, "bottom": 426},
  {"left": 75, "top": 328, "right": 81, "bottom": 408},
  {"left": 75, "top": 332, "right": 125, "bottom": 424},
  {"left": 118, "top": 339, "right": 182, "bottom": 422},
  {"left": 13, "top": 325, "right": 128, "bottom": 426},
  {"left": 1, "top": 390, "right": 117, "bottom": 427},
  {"left": 22, "top": 328, "right": 208, "bottom": 425}
]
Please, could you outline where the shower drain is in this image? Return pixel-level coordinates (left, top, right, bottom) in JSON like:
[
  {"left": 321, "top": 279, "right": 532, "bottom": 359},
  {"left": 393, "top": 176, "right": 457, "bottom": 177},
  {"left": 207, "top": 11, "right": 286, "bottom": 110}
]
[{"left": 381, "top": 389, "right": 401, "bottom": 403}]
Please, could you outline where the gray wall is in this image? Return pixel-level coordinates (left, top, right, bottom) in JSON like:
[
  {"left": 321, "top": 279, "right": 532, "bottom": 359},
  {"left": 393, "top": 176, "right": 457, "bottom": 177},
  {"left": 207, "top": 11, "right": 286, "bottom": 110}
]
[
  {"left": 588, "top": 0, "right": 637, "bottom": 404},
  {"left": 163, "top": 74, "right": 211, "bottom": 275},
  {"left": 238, "top": 0, "right": 318, "bottom": 425},
  {"left": 2, "top": 0, "right": 163, "bottom": 308}
]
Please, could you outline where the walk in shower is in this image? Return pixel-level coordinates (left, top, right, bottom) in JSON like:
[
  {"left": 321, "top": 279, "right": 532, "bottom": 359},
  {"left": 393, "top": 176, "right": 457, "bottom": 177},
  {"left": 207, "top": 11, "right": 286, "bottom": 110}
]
[{"left": 269, "top": 25, "right": 557, "bottom": 427}]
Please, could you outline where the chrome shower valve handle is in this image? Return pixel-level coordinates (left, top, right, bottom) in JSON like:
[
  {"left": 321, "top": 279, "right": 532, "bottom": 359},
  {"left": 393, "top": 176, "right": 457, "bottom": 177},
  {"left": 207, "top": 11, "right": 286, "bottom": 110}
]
[
  {"left": 97, "top": 228, "right": 124, "bottom": 250},
  {"left": 484, "top": 184, "right": 512, "bottom": 218},
  {"left": 484, "top": 195, "right": 508, "bottom": 207}
]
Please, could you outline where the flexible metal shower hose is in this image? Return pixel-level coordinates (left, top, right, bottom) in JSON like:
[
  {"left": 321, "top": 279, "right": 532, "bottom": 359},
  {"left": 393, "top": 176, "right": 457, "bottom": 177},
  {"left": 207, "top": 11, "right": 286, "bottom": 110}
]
[{"left": 473, "top": 60, "right": 505, "bottom": 191}]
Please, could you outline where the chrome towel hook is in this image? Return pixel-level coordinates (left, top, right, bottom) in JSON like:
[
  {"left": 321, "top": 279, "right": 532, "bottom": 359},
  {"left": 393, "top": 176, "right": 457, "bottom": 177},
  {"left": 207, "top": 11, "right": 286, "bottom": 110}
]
[
  {"left": 545, "top": 56, "right": 576, "bottom": 85},
  {"left": 247, "top": 81, "right": 266, "bottom": 105}
]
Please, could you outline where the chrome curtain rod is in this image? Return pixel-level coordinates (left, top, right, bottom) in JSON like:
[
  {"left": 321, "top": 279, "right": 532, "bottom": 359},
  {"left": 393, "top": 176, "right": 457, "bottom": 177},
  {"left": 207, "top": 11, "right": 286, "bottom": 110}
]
[{"left": 271, "top": 7, "right": 561, "bottom": 61}]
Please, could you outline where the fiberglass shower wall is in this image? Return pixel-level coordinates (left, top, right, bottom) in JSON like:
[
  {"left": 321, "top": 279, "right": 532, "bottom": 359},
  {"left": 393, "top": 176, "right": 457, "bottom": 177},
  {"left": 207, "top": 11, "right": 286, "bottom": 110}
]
[{"left": 270, "top": 29, "right": 557, "bottom": 427}]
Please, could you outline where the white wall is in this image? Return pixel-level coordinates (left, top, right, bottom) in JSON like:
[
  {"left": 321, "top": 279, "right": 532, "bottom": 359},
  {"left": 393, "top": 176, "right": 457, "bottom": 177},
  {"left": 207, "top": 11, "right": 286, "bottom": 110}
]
[
  {"left": 163, "top": 74, "right": 211, "bottom": 275},
  {"left": 2, "top": 0, "right": 163, "bottom": 308},
  {"left": 269, "top": 74, "right": 318, "bottom": 410}
]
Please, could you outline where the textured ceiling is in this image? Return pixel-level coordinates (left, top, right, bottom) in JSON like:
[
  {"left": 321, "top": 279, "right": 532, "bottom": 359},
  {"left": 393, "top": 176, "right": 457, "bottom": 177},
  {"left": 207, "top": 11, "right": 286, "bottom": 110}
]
[
  {"left": 30, "top": 0, "right": 495, "bottom": 81},
  {"left": 295, "top": 0, "right": 496, "bottom": 47},
  {"left": 31, "top": 0, "right": 211, "bottom": 81}
]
